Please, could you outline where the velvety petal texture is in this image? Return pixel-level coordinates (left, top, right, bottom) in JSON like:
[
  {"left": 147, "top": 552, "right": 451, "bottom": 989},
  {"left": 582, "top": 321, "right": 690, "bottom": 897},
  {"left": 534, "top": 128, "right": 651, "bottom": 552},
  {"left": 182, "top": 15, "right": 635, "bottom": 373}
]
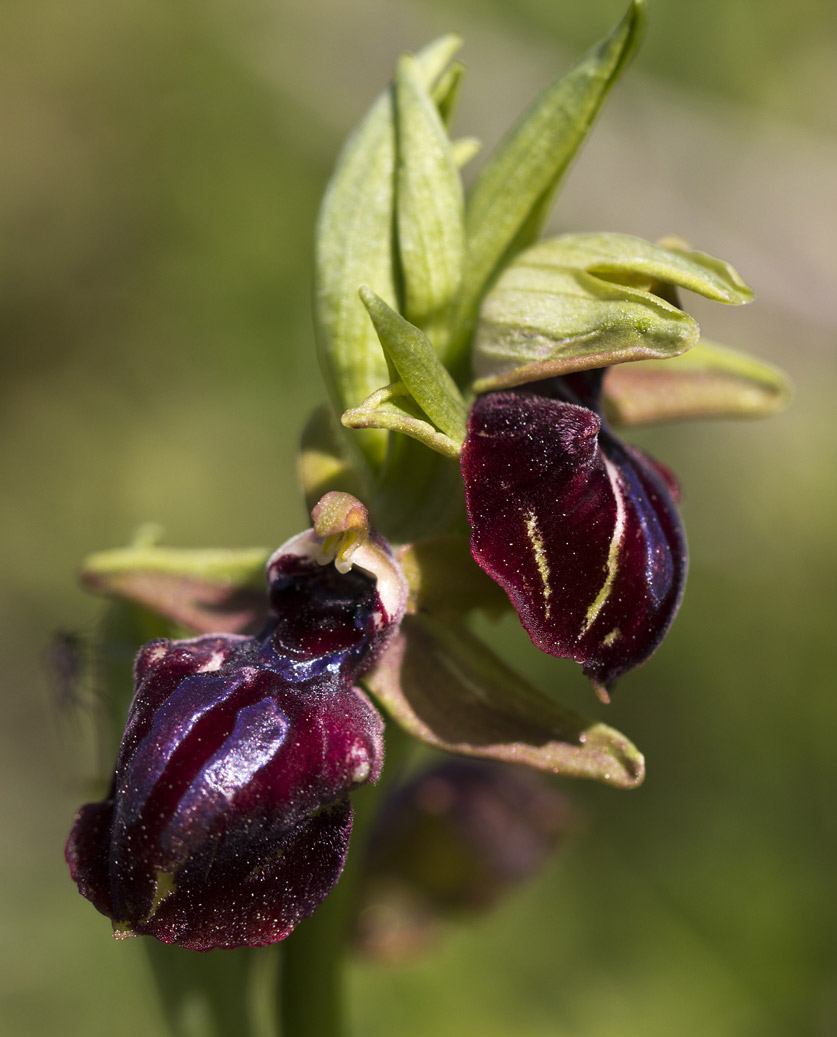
[
  {"left": 66, "top": 501, "right": 407, "bottom": 951},
  {"left": 461, "top": 372, "right": 686, "bottom": 692}
]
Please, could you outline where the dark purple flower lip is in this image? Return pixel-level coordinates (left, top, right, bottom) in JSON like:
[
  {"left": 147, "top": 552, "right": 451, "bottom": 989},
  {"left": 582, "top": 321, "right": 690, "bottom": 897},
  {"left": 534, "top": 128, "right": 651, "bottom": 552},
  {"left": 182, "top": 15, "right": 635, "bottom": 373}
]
[
  {"left": 460, "top": 370, "right": 687, "bottom": 697},
  {"left": 66, "top": 500, "right": 407, "bottom": 951}
]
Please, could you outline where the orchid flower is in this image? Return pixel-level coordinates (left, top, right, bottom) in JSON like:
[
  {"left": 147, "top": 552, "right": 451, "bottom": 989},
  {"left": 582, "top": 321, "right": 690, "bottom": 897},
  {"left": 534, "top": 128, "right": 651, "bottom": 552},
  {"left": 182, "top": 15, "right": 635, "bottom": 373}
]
[
  {"left": 67, "top": 495, "right": 406, "bottom": 950},
  {"left": 67, "top": 4, "right": 789, "bottom": 999},
  {"left": 461, "top": 370, "right": 687, "bottom": 699}
]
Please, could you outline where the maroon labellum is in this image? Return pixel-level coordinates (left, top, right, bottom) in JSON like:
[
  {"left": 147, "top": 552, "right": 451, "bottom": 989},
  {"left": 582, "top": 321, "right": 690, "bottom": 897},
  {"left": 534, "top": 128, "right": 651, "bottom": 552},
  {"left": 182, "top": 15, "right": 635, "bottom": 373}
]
[
  {"left": 460, "top": 371, "right": 687, "bottom": 696},
  {"left": 66, "top": 503, "right": 407, "bottom": 951}
]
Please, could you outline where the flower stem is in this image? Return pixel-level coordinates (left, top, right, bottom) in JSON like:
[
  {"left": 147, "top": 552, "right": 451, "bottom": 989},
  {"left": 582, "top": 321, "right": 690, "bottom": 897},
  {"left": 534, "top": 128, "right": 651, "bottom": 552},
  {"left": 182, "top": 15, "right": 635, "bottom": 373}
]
[
  {"left": 145, "top": 941, "right": 262, "bottom": 1037},
  {"left": 277, "top": 722, "right": 413, "bottom": 1036},
  {"left": 278, "top": 874, "right": 348, "bottom": 1037},
  {"left": 373, "top": 432, "right": 465, "bottom": 542}
]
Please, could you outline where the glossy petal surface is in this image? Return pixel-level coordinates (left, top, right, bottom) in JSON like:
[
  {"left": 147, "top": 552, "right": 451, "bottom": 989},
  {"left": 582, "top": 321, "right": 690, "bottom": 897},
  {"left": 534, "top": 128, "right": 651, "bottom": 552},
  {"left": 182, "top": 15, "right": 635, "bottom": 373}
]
[
  {"left": 67, "top": 510, "right": 406, "bottom": 950},
  {"left": 461, "top": 381, "right": 686, "bottom": 690}
]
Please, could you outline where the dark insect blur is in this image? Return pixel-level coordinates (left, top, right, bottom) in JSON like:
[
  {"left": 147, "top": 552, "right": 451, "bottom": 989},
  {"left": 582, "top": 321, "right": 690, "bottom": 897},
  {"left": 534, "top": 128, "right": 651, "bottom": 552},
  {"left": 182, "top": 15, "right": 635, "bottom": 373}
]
[{"left": 45, "top": 629, "right": 88, "bottom": 714}]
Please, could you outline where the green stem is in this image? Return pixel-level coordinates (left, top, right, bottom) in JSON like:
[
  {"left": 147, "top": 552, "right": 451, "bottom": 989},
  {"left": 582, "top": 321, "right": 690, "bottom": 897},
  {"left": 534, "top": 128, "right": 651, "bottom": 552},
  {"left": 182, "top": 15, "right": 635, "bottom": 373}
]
[
  {"left": 277, "top": 724, "right": 413, "bottom": 1036},
  {"left": 145, "top": 942, "right": 262, "bottom": 1037},
  {"left": 372, "top": 432, "right": 465, "bottom": 543},
  {"left": 278, "top": 873, "right": 349, "bottom": 1037}
]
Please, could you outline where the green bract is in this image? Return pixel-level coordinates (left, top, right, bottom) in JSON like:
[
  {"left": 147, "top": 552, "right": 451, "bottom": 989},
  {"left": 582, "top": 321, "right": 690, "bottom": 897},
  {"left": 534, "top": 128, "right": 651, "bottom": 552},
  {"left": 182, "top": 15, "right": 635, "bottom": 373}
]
[
  {"left": 394, "top": 54, "right": 465, "bottom": 353},
  {"left": 449, "top": 0, "right": 646, "bottom": 367}
]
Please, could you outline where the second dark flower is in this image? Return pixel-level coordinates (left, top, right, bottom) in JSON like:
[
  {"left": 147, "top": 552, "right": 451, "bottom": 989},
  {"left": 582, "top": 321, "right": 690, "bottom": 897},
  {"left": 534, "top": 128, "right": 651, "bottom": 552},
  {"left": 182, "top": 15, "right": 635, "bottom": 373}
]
[{"left": 460, "top": 371, "right": 687, "bottom": 696}]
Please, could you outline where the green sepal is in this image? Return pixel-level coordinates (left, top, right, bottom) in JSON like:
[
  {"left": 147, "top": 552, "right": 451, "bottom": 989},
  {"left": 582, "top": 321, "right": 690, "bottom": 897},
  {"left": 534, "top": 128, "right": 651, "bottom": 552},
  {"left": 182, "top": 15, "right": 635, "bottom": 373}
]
[
  {"left": 314, "top": 35, "right": 462, "bottom": 469},
  {"left": 430, "top": 60, "right": 466, "bottom": 128},
  {"left": 472, "top": 231, "right": 755, "bottom": 390},
  {"left": 342, "top": 383, "right": 462, "bottom": 460},
  {"left": 81, "top": 543, "right": 270, "bottom": 635},
  {"left": 364, "top": 615, "right": 645, "bottom": 790},
  {"left": 395, "top": 54, "right": 465, "bottom": 352},
  {"left": 531, "top": 233, "right": 754, "bottom": 305},
  {"left": 449, "top": 0, "right": 646, "bottom": 366},
  {"left": 359, "top": 286, "right": 468, "bottom": 443},
  {"left": 602, "top": 338, "right": 792, "bottom": 424},
  {"left": 299, "top": 404, "right": 369, "bottom": 513},
  {"left": 473, "top": 264, "right": 698, "bottom": 391}
]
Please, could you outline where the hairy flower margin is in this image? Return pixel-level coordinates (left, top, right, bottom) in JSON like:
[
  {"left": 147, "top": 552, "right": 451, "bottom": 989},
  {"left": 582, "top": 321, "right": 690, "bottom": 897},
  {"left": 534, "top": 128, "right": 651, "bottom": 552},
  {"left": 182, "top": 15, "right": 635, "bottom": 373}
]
[{"left": 68, "top": 1, "right": 790, "bottom": 952}]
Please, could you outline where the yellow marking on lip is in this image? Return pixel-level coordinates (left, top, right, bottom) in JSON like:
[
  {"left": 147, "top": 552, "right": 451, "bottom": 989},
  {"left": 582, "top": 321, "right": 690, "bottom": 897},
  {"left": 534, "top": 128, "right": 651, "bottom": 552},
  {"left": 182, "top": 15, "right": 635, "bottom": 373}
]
[
  {"left": 525, "top": 509, "right": 552, "bottom": 618},
  {"left": 580, "top": 455, "right": 626, "bottom": 637},
  {"left": 148, "top": 870, "right": 176, "bottom": 917}
]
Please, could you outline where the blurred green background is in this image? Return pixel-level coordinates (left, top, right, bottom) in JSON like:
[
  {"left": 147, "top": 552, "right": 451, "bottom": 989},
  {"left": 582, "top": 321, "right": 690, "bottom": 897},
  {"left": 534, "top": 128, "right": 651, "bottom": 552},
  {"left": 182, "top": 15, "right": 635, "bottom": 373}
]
[{"left": 2, "top": 0, "right": 835, "bottom": 1034}]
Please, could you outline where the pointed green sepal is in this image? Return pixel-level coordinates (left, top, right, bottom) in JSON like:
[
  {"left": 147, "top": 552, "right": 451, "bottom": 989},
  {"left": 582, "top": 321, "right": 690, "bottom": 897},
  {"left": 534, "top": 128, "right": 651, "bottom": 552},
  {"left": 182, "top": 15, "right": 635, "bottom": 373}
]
[
  {"left": 395, "top": 52, "right": 465, "bottom": 336},
  {"left": 395, "top": 54, "right": 465, "bottom": 351},
  {"left": 472, "top": 232, "right": 757, "bottom": 390},
  {"left": 430, "top": 59, "right": 466, "bottom": 129},
  {"left": 473, "top": 263, "right": 696, "bottom": 391},
  {"left": 450, "top": 1, "right": 646, "bottom": 363},
  {"left": 359, "top": 286, "right": 468, "bottom": 443},
  {"left": 315, "top": 35, "right": 462, "bottom": 468},
  {"left": 534, "top": 233, "right": 754, "bottom": 305},
  {"left": 342, "top": 383, "right": 463, "bottom": 459},
  {"left": 602, "top": 338, "right": 792, "bottom": 424},
  {"left": 80, "top": 544, "right": 270, "bottom": 634},
  {"left": 364, "top": 615, "right": 645, "bottom": 790}
]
